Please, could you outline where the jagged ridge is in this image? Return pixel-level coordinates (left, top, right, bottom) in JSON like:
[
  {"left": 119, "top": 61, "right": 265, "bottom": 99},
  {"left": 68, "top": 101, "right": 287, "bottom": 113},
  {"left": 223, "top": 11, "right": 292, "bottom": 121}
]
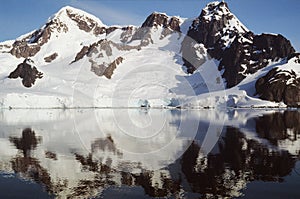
[
  {"left": 0, "top": 2, "right": 299, "bottom": 107},
  {"left": 182, "top": 1, "right": 295, "bottom": 88}
]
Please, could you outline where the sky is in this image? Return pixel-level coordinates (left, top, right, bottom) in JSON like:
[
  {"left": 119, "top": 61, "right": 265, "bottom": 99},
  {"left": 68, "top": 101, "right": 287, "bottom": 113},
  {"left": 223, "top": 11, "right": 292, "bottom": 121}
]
[{"left": 0, "top": 0, "right": 299, "bottom": 50}]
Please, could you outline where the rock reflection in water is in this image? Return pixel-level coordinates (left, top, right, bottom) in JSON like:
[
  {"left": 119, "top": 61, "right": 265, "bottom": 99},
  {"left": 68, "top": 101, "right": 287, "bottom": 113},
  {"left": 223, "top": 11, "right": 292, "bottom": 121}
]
[
  {"left": 9, "top": 128, "right": 41, "bottom": 157},
  {"left": 9, "top": 128, "right": 67, "bottom": 195},
  {"left": 0, "top": 110, "right": 299, "bottom": 198},
  {"left": 182, "top": 127, "right": 297, "bottom": 198},
  {"left": 256, "top": 111, "right": 300, "bottom": 145}
]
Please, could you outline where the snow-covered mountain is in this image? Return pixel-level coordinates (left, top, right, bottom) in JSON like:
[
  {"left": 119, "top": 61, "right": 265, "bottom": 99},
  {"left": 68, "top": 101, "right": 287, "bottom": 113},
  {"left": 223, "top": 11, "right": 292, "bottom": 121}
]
[{"left": 0, "top": 1, "right": 299, "bottom": 108}]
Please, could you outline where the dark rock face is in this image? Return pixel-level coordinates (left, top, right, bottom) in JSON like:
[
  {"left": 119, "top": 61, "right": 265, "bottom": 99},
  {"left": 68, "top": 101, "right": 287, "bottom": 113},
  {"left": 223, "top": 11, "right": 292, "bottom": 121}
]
[
  {"left": 72, "top": 39, "right": 142, "bottom": 64},
  {"left": 120, "top": 26, "right": 135, "bottom": 43},
  {"left": 44, "top": 53, "right": 58, "bottom": 63},
  {"left": 218, "top": 33, "right": 253, "bottom": 88},
  {"left": 182, "top": 1, "right": 296, "bottom": 88},
  {"left": 66, "top": 9, "right": 103, "bottom": 35},
  {"left": 73, "top": 39, "right": 111, "bottom": 62},
  {"left": 103, "top": 57, "right": 124, "bottom": 79},
  {"left": 0, "top": 44, "right": 11, "bottom": 51},
  {"left": 161, "top": 17, "right": 181, "bottom": 38},
  {"left": 66, "top": 8, "right": 120, "bottom": 36},
  {"left": 93, "top": 26, "right": 106, "bottom": 35},
  {"left": 10, "top": 7, "right": 107, "bottom": 59},
  {"left": 255, "top": 65, "right": 300, "bottom": 107},
  {"left": 136, "top": 13, "right": 181, "bottom": 41},
  {"left": 142, "top": 13, "right": 181, "bottom": 32},
  {"left": 182, "top": 1, "right": 248, "bottom": 75},
  {"left": 68, "top": 13, "right": 179, "bottom": 80},
  {"left": 72, "top": 40, "right": 127, "bottom": 79},
  {"left": 72, "top": 46, "right": 90, "bottom": 63},
  {"left": 105, "top": 27, "right": 118, "bottom": 35},
  {"left": 45, "top": 151, "right": 57, "bottom": 160},
  {"left": 10, "top": 40, "right": 41, "bottom": 58},
  {"left": 8, "top": 59, "right": 43, "bottom": 87},
  {"left": 142, "top": 13, "right": 168, "bottom": 28},
  {"left": 219, "top": 33, "right": 295, "bottom": 88},
  {"left": 253, "top": 34, "right": 295, "bottom": 59},
  {"left": 91, "top": 56, "right": 124, "bottom": 79},
  {"left": 168, "top": 17, "right": 181, "bottom": 32},
  {"left": 10, "top": 19, "right": 67, "bottom": 58},
  {"left": 186, "top": 2, "right": 241, "bottom": 48}
]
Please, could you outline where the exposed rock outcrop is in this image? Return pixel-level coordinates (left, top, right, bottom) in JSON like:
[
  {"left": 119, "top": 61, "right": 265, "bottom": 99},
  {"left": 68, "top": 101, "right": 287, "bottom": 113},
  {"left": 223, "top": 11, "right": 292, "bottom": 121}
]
[
  {"left": 66, "top": 7, "right": 123, "bottom": 36},
  {"left": 71, "top": 39, "right": 126, "bottom": 79},
  {"left": 142, "top": 13, "right": 168, "bottom": 28},
  {"left": 142, "top": 12, "right": 181, "bottom": 32},
  {"left": 66, "top": 9, "right": 105, "bottom": 35},
  {"left": 253, "top": 34, "right": 295, "bottom": 59},
  {"left": 9, "top": 6, "right": 108, "bottom": 59},
  {"left": 44, "top": 53, "right": 58, "bottom": 63},
  {"left": 255, "top": 66, "right": 300, "bottom": 107},
  {"left": 8, "top": 59, "right": 43, "bottom": 87},
  {"left": 132, "top": 12, "right": 181, "bottom": 43},
  {"left": 120, "top": 26, "right": 135, "bottom": 43},
  {"left": 0, "top": 44, "right": 11, "bottom": 49},
  {"left": 10, "top": 41, "right": 41, "bottom": 58},
  {"left": 103, "top": 57, "right": 124, "bottom": 79},
  {"left": 0, "top": 43, "right": 12, "bottom": 52},
  {"left": 219, "top": 33, "right": 295, "bottom": 88},
  {"left": 72, "top": 46, "right": 90, "bottom": 63},
  {"left": 182, "top": 1, "right": 296, "bottom": 88},
  {"left": 10, "top": 19, "right": 68, "bottom": 58},
  {"left": 182, "top": 1, "right": 249, "bottom": 76}
]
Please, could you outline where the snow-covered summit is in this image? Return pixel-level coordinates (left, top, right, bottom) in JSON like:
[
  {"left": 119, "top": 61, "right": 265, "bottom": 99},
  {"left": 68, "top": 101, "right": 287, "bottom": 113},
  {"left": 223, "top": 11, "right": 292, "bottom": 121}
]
[
  {"left": 201, "top": 0, "right": 248, "bottom": 34},
  {"left": 6, "top": 5, "right": 112, "bottom": 66},
  {"left": 181, "top": 1, "right": 251, "bottom": 75},
  {"left": 0, "top": 1, "right": 299, "bottom": 108},
  {"left": 195, "top": 1, "right": 248, "bottom": 42},
  {"left": 50, "top": 5, "right": 106, "bottom": 28}
]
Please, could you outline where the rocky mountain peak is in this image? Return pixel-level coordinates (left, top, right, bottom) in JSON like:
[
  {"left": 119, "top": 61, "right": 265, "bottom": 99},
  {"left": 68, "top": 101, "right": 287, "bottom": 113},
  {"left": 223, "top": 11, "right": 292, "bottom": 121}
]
[
  {"left": 42, "top": 6, "right": 108, "bottom": 37},
  {"left": 1, "top": 2, "right": 299, "bottom": 108},
  {"left": 142, "top": 12, "right": 168, "bottom": 28},
  {"left": 182, "top": 1, "right": 296, "bottom": 89},
  {"left": 51, "top": 6, "right": 106, "bottom": 28},
  {"left": 189, "top": 1, "right": 248, "bottom": 47},
  {"left": 200, "top": 1, "right": 230, "bottom": 20},
  {"left": 9, "top": 6, "right": 109, "bottom": 59},
  {"left": 182, "top": 1, "right": 249, "bottom": 74},
  {"left": 141, "top": 12, "right": 181, "bottom": 32}
]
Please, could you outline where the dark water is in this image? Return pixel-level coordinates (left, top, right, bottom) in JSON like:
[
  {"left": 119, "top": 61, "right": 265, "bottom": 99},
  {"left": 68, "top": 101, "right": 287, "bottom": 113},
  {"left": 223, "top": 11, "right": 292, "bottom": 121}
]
[{"left": 0, "top": 109, "right": 299, "bottom": 199}]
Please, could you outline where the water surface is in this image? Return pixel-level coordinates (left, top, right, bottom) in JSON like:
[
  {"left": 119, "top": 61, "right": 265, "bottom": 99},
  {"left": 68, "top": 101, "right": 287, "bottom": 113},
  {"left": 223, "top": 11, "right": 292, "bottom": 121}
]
[{"left": 0, "top": 109, "right": 299, "bottom": 198}]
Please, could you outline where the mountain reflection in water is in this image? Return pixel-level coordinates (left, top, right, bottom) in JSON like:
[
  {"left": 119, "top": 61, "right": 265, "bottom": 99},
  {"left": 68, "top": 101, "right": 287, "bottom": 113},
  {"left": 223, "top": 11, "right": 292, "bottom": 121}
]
[{"left": 0, "top": 109, "right": 299, "bottom": 198}]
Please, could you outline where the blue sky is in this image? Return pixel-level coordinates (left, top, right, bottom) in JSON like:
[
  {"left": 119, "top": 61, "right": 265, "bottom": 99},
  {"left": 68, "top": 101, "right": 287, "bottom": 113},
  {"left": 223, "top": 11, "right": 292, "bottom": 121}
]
[{"left": 0, "top": 0, "right": 299, "bottom": 50}]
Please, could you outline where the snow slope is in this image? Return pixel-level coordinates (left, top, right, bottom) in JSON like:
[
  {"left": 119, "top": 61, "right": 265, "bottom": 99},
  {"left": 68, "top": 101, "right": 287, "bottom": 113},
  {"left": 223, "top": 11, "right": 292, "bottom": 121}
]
[{"left": 0, "top": 2, "right": 298, "bottom": 108}]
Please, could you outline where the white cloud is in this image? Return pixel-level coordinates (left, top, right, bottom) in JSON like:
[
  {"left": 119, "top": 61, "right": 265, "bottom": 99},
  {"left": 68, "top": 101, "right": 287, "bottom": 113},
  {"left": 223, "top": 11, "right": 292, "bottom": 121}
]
[{"left": 69, "top": 0, "right": 144, "bottom": 26}]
